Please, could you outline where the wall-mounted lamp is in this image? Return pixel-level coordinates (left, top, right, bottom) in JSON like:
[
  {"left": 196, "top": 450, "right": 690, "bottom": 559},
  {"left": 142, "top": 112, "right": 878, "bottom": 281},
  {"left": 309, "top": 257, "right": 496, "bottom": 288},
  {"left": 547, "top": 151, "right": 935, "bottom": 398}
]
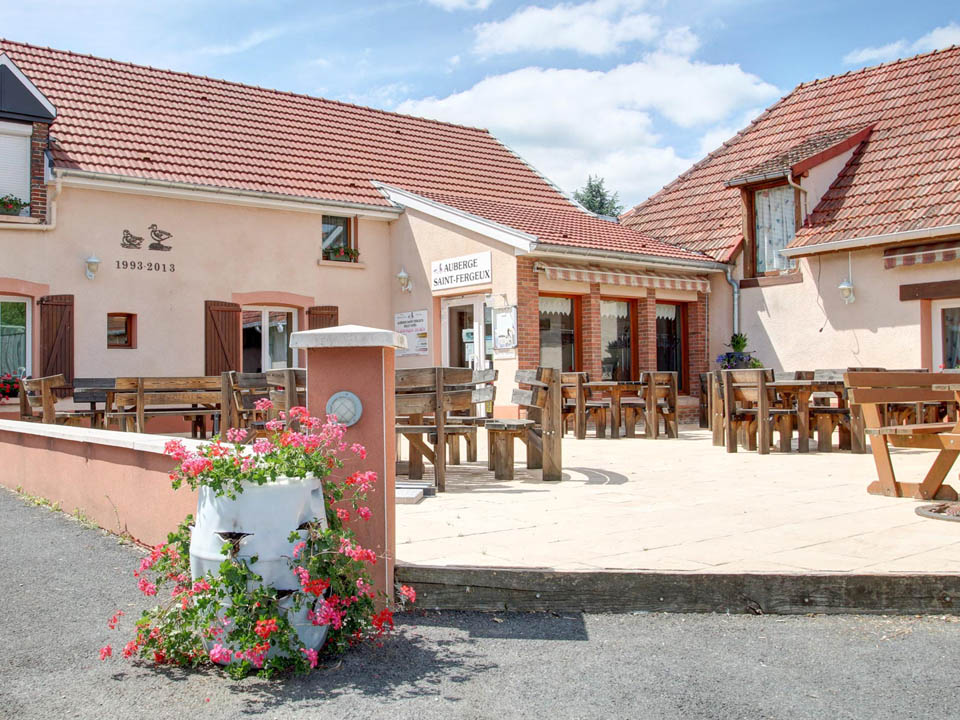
[
  {"left": 397, "top": 266, "right": 413, "bottom": 293},
  {"left": 838, "top": 251, "right": 855, "bottom": 304},
  {"left": 84, "top": 255, "right": 101, "bottom": 280}
]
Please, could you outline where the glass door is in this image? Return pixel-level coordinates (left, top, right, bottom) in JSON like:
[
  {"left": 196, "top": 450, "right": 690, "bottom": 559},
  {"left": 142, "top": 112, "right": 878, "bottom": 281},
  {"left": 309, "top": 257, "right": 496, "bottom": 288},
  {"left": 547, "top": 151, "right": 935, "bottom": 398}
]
[
  {"left": 656, "top": 302, "right": 685, "bottom": 390},
  {"left": 933, "top": 299, "right": 960, "bottom": 370},
  {"left": 0, "top": 296, "right": 29, "bottom": 376},
  {"left": 441, "top": 295, "right": 487, "bottom": 369},
  {"left": 242, "top": 307, "right": 297, "bottom": 373}
]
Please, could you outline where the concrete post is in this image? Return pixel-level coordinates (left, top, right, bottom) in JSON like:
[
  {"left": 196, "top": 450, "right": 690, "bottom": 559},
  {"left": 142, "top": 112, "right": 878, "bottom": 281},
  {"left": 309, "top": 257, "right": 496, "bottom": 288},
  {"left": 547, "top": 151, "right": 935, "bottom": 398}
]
[{"left": 290, "top": 324, "right": 406, "bottom": 606}]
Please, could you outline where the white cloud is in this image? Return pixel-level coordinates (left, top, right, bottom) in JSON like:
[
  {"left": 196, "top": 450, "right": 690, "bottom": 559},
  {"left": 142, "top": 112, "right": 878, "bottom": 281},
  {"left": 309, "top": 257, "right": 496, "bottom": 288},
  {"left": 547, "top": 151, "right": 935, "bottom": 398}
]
[
  {"left": 473, "top": 0, "right": 660, "bottom": 56},
  {"left": 195, "top": 27, "right": 287, "bottom": 57},
  {"left": 843, "top": 22, "right": 960, "bottom": 65},
  {"left": 659, "top": 26, "right": 699, "bottom": 56},
  {"left": 427, "top": 0, "right": 492, "bottom": 10},
  {"left": 696, "top": 106, "right": 764, "bottom": 156},
  {"left": 396, "top": 55, "right": 778, "bottom": 205}
]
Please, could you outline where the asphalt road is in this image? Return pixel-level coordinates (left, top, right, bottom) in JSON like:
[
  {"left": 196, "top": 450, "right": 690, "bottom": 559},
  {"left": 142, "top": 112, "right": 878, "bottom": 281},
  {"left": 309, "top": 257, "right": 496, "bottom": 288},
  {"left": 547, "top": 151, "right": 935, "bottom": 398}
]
[{"left": 3, "top": 486, "right": 960, "bottom": 720}]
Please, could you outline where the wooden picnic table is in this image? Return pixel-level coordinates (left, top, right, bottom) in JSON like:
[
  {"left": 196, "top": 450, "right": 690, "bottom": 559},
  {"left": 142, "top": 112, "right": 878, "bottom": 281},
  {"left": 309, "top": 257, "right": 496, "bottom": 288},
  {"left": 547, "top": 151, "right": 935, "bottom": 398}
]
[
  {"left": 583, "top": 380, "right": 641, "bottom": 439},
  {"left": 766, "top": 379, "right": 847, "bottom": 453}
]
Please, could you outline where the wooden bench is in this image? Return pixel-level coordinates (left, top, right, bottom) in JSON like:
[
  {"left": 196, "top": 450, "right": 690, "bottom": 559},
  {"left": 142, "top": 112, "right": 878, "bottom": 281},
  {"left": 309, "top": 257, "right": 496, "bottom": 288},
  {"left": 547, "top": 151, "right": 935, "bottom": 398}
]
[
  {"left": 722, "top": 369, "right": 797, "bottom": 454},
  {"left": 396, "top": 367, "right": 494, "bottom": 492},
  {"left": 444, "top": 368, "right": 498, "bottom": 464},
  {"left": 19, "top": 374, "right": 98, "bottom": 426},
  {"left": 486, "top": 368, "right": 561, "bottom": 481},
  {"left": 620, "top": 372, "right": 679, "bottom": 439},
  {"left": 106, "top": 376, "right": 222, "bottom": 436},
  {"left": 845, "top": 371, "right": 960, "bottom": 500}
]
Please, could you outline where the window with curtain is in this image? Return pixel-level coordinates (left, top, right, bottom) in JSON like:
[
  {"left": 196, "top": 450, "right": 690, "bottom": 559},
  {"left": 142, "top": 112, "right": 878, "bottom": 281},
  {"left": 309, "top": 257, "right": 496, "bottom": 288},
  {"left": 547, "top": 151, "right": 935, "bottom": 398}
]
[
  {"left": 600, "top": 300, "right": 631, "bottom": 380},
  {"left": 539, "top": 296, "right": 576, "bottom": 372},
  {"left": 754, "top": 185, "right": 796, "bottom": 273},
  {"left": 944, "top": 307, "right": 960, "bottom": 370}
]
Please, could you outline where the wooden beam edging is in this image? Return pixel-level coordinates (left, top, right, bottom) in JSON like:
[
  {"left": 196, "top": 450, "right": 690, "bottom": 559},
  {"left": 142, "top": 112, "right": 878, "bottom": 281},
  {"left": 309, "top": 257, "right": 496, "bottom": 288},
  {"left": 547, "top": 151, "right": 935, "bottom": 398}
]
[{"left": 395, "top": 563, "right": 960, "bottom": 615}]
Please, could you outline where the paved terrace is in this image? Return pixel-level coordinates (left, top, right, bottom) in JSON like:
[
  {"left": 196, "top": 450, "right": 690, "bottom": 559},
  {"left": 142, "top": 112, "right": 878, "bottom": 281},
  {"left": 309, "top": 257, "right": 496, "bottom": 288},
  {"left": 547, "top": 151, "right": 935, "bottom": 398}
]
[{"left": 397, "top": 429, "right": 960, "bottom": 573}]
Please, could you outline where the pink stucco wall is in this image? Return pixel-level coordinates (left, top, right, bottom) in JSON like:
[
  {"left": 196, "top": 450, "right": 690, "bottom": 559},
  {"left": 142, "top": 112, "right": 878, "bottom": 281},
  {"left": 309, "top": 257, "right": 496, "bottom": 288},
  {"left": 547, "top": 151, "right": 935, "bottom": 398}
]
[{"left": 0, "top": 424, "right": 196, "bottom": 546}]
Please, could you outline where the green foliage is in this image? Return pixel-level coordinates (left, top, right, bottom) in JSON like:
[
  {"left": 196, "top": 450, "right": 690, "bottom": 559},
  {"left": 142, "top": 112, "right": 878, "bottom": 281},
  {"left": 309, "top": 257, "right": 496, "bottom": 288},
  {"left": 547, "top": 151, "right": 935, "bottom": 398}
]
[
  {"left": 573, "top": 175, "right": 623, "bottom": 216},
  {"left": 728, "top": 333, "right": 749, "bottom": 352}
]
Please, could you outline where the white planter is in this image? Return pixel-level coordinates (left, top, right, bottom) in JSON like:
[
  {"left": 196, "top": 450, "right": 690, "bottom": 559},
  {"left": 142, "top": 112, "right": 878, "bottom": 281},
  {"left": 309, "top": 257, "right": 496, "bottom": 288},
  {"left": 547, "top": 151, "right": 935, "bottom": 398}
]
[{"left": 189, "top": 476, "right": 330, "bottom": 658}]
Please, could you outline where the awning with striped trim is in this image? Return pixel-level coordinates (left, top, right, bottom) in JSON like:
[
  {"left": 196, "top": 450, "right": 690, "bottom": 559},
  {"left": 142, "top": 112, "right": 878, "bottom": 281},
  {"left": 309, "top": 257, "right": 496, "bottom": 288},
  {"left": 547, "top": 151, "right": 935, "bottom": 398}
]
[
  {"left": 883, "top": 240, "right": 960, "bottom": 269},
  {"left": 534, "top": 262, "right": 710, "bottom": 293}
]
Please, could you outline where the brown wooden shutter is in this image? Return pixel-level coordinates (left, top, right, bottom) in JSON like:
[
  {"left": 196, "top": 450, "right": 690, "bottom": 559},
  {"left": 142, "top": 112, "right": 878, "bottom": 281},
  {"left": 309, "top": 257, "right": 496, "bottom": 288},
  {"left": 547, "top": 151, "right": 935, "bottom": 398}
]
[
  {"left": 204, "top": 301, "right": 241, "bottom": 376},
  {"left": 38, "top": 294, "right": 74, "bottom": 396},
  {"left": 307, "top": 305, "right": 339, "bottom": 330}
]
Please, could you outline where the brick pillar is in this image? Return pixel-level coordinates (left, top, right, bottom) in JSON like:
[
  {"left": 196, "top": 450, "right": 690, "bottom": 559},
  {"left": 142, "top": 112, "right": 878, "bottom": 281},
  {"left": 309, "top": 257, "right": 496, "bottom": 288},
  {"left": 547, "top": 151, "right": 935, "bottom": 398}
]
[
  {"left": 29, "top": 122, "right": 50, "bottom": 221},
  {"left": 687, "top": 291, "right": 709, "bottom": 400},
  {"left": 292, "top": 325, "right": 402, "bottom": 608},
  {"left": 582, "top": 283, "right": 602, "bottom": 378},
  {"left": 516, "top": 256, "right": 540, "bottom": 370},
  {"left": 636, "top": 288, "right": 658, "bottom": 372}
]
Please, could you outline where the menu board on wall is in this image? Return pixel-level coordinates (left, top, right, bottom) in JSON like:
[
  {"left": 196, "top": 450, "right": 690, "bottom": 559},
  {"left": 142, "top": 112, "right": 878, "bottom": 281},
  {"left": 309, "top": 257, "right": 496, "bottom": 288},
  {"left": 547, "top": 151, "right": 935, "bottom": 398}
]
[
  {"left": 394, "top": 310, "right": 429, "bottom": 357},
  {"left": 493, "top": 306, "right": 518, "bottom": 350}
]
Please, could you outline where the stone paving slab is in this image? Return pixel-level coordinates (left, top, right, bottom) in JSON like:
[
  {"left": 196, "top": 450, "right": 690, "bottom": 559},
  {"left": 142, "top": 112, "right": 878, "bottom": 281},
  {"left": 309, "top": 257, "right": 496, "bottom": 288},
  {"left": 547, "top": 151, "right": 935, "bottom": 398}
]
[{"left": 396, "top": 429, "right": 960, "bottom": 573}]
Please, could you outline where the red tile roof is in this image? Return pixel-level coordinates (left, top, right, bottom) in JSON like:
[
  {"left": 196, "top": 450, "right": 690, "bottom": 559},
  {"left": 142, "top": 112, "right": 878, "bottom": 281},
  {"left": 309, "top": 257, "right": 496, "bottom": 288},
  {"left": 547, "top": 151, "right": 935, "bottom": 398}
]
[
  {"left": 621, "top": 46, "right": 960, "bottom": 259},
  {"left": 417, "top": 191, "right": 712, "bottom": 262},
  {"left": 0, "top": 39, "right": 708, "bottom": 264}
]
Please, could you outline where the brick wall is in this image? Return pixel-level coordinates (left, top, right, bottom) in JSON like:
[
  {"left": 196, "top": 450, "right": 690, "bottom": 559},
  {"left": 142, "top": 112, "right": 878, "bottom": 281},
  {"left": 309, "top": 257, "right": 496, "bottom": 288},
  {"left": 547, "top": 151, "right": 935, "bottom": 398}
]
[
  {"left": 582, "top": 283, "right": 602, "bottom": 378},
  {"left": 636, "top": 288, "right": 657, "bottom": 372},
  {"left": 516, "top": 256, "right": 539, "bottom": 370},
  {"left": 687, "top": 291, "right": 709, "bottom": 400},
  {"left": 29, "top": 122, "right": 49, "bottom": 221}
]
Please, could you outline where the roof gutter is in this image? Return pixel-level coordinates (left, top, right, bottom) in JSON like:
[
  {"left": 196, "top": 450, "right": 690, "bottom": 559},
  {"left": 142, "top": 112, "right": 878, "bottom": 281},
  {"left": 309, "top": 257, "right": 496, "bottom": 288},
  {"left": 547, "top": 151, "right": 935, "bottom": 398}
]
[
  {"left": 57, "top": 169, "right": 403, "bottom": 219},
  {"left": 781, "top": 223, "right": 960, "bottom": 258},
  {"left": 530, "top": 243, "right": 728, "bottom": 274},
  {"left": 725, "top": 169, "right": 789, "bottom": 188}
]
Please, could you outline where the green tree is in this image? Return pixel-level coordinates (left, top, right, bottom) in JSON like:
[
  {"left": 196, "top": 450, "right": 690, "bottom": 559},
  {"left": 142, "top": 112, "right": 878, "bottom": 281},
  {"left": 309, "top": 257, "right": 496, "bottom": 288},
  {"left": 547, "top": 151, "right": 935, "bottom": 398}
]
[{"left": 573, "top": 175, "right": 623, "bottom": 216}]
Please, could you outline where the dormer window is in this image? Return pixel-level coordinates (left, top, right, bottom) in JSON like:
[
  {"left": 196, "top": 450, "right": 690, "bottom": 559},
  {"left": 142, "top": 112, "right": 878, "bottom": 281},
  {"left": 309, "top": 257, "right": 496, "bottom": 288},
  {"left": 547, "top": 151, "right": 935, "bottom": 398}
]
[
  {"left": 753, "top": 184, "right": 796, "bottom": 273},
  {"left": 0, "top": 120, "right": 31, "bottom": 213}
]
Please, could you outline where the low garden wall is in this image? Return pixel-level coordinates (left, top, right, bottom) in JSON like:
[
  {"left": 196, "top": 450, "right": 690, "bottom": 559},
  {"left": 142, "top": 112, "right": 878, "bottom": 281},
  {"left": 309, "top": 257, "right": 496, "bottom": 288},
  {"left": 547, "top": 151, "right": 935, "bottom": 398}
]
[{"left": 0, "top": 420, "right": 197, "bottom": 546}]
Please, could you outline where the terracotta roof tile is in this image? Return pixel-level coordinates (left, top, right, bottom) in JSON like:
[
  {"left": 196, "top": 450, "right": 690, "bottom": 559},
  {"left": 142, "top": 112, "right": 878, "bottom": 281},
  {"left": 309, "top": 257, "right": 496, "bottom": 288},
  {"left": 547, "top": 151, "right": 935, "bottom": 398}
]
[
  {"left": 620, "top": 47, "right": 960, "bottom": 259},
  {"left": 0, "top": 38, "right": 709, "bottom": 263}
]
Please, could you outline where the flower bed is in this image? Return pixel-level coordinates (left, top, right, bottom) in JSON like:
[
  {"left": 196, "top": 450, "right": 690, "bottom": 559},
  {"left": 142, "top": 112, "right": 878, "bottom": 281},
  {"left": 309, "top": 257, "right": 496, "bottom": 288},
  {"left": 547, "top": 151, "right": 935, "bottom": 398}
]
[{"left": 99, "top": 402, "right": 414, "bottom": 679}]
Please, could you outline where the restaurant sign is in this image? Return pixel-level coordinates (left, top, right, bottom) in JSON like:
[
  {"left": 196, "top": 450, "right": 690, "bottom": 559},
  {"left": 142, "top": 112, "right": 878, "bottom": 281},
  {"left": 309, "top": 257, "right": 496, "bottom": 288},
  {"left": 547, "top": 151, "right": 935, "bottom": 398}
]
[{"left": 431, "top": 252, "right": 492, "bottom": 291}]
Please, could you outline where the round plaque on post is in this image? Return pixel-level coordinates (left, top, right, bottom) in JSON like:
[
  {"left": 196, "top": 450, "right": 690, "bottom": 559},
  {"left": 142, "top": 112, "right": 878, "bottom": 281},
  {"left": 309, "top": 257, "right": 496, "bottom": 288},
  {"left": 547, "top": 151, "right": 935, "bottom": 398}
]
[{"left": 325, "top": 391, "right": 363, "bottom": 427}]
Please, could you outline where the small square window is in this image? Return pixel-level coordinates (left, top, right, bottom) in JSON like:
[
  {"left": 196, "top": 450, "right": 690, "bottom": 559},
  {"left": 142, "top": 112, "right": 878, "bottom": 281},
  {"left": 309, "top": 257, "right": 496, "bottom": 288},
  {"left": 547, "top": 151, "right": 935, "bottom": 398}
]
[
  {"left": 107, "top": 313, "right": 136, "bottom": 348},
  {"left": 321, "top": 215, "right": 358, "bottom": 262}
]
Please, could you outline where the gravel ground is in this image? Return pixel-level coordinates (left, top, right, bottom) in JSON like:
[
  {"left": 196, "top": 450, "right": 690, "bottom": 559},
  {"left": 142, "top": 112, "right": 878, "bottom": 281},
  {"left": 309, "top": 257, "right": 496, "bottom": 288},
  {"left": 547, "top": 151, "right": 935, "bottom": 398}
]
[{"left": 3, "top": 486, "right": 960, "bottom": 720}]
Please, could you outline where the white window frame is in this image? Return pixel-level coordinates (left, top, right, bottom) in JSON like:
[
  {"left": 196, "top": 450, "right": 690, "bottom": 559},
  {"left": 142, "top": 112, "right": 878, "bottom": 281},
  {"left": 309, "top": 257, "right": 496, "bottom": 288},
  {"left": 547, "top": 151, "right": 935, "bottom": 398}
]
[
  {"left": 242, "top": 306, "right": 299, "bottom": 372},
  {"left": 0, "top": 295, "right": 31, "bottom": 376},
  {"left": 932, "top": 299, "right": 960, "bottom": 370},
  {"left": 0, "top": 120, "right": 32, "bottom": 207}
]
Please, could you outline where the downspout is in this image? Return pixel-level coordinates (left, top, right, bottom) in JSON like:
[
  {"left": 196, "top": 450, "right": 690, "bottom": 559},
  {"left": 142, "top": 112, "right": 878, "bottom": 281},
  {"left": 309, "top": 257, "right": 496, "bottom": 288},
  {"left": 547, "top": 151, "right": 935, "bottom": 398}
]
[{"left": 724, "top": 265, "right": 740, "bottom": 335}]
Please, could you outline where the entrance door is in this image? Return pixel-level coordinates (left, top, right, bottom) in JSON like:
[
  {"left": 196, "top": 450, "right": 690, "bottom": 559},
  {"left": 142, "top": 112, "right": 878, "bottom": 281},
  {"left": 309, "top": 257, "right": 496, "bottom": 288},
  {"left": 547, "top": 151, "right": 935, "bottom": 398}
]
[
  {"left": 242, "top": 307, "right": 297, "bottom": 373},
  {"left": 656, "top": 302, "right": 685, "bottom": 391},
  {"left": 933, "top": 299, "right": 960, "bottom": 370},
  {"left": 441, "top": 295, "right": 488, "bottom": 369}
]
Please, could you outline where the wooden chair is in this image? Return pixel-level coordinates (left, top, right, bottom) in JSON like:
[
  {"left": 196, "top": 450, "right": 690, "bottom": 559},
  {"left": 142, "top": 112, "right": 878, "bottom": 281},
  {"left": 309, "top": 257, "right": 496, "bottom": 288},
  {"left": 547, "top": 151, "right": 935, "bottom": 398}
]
[
  {"left": 560, "top": 372, "right": 587, "bottom": 439},
  {"left": 395, "top": 367, "right": 493, "bottom": 492},
  {"left": 808, "top": 369, "right": 850, "bottom": 452},
  {"left": 722, "top": 369, "right": 797, "bottom": 454},
  {"left": 72, "top": 377, "right": 114, "bottom": 429},
  {"left": 622, "top": 372, "right": 679, "bottom": 439},
  {"left": 106, "top": 376, "right": 222, "bottom": 436},
  {"left": 445, "top": 368, "right": 498, "bottom": 464},
  {"left": 266, "top": 368, "right": 307, "bottom": 425},
  {"left": 486, "top": 367, "right": 561, "bottom": 481},
  {"left": 583, "top": 376, "right": 611, "bottom": 438},
  {"left": 698, "top": 372, "right": 710, "bottom": 429},
  {"left": 220, "top": 371, "right": 269, "bottom": 431},
  {"left": 844, "top": 371, "right": 960, "bottom": 500},
  {"left": 710, "top": 370, "right": 724, "bottom": 446},
  {"left": 19, "top": 374, "right": 98, "bottom": 426}
]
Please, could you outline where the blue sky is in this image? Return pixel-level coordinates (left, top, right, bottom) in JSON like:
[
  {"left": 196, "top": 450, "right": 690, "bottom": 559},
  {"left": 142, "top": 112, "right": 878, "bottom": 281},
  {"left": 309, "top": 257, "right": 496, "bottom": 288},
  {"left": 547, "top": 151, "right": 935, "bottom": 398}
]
[{"left": 4, "top": 1, "right": 958, "bottom": 207}]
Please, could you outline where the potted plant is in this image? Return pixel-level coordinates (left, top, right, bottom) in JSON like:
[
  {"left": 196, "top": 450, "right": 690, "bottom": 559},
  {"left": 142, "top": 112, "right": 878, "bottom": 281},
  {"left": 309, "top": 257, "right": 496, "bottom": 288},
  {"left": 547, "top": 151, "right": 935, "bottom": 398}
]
[
  {"left": 0, "top": 373, "right": 19, "bottom": 403},
  {"left": 323, "top": 245, "right": 360, "bottom": 263},
  {"left": 98, "top": 402, "right": 415, "bottom": 678},
  {"left": 716, "top": 333, "right": 763, "bottom": 369},
  {"left": 0, "top": 194, "right": 29, "bottom": 216}
]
